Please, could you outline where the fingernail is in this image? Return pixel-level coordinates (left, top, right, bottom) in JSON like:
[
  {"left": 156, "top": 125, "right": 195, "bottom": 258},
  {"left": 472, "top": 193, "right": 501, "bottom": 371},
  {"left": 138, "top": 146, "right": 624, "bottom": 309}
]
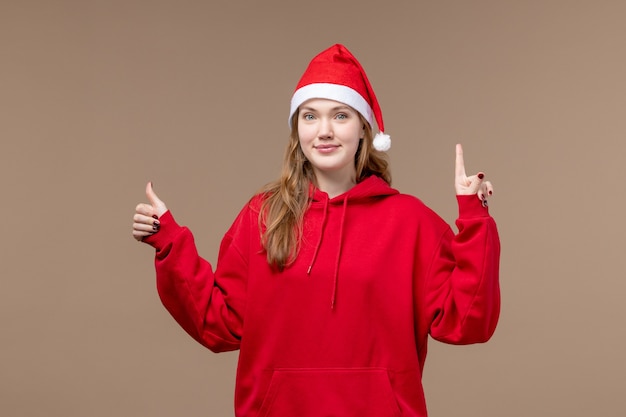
[
  {"left": 488, "top": 190, "right": 493, "bottom": 195},
  {"left": 482, "top": 198, "right": 488, "bottom": 208},
  {"left": 153, "top": 220, "right": 160, "bottom": 226},
  {"left": 152, "top": 224, "right": 160, "bottom": 231},
  {"left": 152, "top": 215, "right": 158, "bottom": 219},
  {"left": 478, "top": 173, "right": 484, "bottom": 180}
]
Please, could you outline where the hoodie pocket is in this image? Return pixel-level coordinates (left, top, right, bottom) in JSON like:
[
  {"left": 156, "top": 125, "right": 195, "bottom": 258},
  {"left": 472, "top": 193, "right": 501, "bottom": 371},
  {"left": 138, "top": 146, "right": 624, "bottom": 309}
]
[{"left": 257, "top": 368, "right": 401, "bottom": 417}]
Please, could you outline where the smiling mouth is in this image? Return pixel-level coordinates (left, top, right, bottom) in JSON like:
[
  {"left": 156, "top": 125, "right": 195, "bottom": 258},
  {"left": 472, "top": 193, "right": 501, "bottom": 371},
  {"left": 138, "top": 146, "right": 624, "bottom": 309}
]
[{"left": 314, "top": 144, "right": 339, "bottom": 149}]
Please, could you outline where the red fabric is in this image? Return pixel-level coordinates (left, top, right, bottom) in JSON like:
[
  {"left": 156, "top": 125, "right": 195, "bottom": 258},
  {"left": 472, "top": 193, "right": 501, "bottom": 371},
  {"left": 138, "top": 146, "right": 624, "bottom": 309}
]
[
  {"left": 294, "top": 44, "right": 385, "bottom": 132},
  {"left": 144, "top": 175, "right": 501, "bottom": 417}
]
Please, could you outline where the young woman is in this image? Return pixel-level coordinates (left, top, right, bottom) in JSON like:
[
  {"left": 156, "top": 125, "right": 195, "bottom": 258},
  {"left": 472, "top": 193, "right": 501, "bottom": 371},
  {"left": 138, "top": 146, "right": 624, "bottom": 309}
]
[{"left": 132, "top": 44, "right": 500, "bottom": 417}]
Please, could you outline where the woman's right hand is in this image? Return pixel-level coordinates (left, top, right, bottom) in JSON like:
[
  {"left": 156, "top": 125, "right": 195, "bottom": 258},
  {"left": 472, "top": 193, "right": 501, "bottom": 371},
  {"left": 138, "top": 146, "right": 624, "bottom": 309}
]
[{"left": 132, "top": 182, "right": 168, "bottom": 241}]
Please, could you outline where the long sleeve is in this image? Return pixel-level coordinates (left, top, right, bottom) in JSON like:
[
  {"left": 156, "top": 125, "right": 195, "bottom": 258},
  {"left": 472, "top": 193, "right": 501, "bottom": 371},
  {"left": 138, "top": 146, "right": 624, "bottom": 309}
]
[
  {"left": 422, "top": 195, "right": 501, "bottom": 345},
  {"left": 143, "top": 206, "right": 252, "bottom": 353}
]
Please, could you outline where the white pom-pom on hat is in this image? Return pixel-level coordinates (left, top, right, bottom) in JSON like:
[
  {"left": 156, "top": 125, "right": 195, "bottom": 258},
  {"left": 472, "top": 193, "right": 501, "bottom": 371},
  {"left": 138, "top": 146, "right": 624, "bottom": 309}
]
[
  {"left": 373, "top": 133, "right": 391, "bottom": 151},
  {"left": 289, "top": 44, "right": 391, "bottom": 151}
]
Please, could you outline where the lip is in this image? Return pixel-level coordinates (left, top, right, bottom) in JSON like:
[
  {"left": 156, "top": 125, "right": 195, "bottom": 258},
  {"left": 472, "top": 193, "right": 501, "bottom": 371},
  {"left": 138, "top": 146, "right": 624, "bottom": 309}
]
[{"left": 314, "top": 144, "right": 340, "bottom": 153}]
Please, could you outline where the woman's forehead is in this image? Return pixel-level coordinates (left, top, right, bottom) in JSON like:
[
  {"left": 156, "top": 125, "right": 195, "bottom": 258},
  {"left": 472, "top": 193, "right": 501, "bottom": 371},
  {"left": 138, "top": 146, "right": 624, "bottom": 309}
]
[{"left": 299, "top": 98, "right": 356, "bottom": 112}]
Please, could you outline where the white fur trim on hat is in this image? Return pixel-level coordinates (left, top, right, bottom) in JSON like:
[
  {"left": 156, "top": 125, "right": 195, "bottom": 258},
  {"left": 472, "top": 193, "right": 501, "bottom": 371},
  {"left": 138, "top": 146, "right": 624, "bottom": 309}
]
[{"left": 289, "top": 83, "right": 374, "bottom": 128}]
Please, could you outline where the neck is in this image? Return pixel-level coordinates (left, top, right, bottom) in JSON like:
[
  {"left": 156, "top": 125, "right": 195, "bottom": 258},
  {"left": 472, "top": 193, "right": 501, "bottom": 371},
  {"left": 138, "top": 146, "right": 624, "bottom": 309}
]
[{"left": 314, "top": 170, "right": 356, "bottom": 199}]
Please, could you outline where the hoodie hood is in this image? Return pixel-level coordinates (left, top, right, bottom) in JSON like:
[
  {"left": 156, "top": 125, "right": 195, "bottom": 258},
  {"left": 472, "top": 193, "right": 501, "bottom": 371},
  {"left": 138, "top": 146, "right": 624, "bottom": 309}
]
[
  {"left": 310, "top": 175, "right": 398, "bottom": 203},
  {"left": 306, "top": 176, "right": 399, "bottom": 308}
]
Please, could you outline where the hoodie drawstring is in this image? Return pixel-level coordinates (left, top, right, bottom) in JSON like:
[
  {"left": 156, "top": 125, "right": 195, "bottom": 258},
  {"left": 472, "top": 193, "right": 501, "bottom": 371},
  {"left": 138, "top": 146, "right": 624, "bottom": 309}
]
[
  {"left": 304, "top": 177, "right": 397, "bottom": 309},
  {"left": 307, "top": 197, "right": 328, "bottom": 275},
  {"left": 306, "top": 194, "right": 349, "bottom": 309},
  {"left": 330, "top": 196, "right": 348, "bottom": 309}
]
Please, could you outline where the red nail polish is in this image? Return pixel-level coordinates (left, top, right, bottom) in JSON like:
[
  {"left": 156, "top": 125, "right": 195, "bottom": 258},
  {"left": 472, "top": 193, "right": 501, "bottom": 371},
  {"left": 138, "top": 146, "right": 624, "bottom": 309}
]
[
  {"left": 152, "top": 215, "right": 158, "bottom": 219},
  {"left": 478, "top": 173, "right": 484, "bottom": 180},
  {"left": 488, "top": 190, "right": 493, "bottom": 195}
]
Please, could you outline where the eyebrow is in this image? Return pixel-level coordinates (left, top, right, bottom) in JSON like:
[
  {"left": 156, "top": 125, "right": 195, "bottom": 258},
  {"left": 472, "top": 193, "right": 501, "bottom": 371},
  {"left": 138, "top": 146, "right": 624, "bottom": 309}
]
[{"left": 300, "top": 105, "right": 352, "bottom": 112}]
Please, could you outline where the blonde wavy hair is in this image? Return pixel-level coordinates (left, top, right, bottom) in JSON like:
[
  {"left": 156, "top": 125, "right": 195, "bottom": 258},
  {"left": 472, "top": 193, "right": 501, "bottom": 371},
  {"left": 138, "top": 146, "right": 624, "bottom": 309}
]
[{"left": 259, "top": 111, "right": 391, "bottom": 270}]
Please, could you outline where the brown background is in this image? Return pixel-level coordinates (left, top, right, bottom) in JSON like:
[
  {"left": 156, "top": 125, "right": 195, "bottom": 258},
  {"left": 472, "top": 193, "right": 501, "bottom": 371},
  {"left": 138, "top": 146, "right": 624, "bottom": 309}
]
[{"left": 1, "top": 1, "right": 625, "bottom": 416}]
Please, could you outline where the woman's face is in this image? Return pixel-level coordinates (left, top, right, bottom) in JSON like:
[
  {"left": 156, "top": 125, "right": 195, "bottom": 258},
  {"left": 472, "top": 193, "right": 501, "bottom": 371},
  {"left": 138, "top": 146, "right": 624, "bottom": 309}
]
[{"left": 297, "top": 98, "right": 365, "bottom": 183}]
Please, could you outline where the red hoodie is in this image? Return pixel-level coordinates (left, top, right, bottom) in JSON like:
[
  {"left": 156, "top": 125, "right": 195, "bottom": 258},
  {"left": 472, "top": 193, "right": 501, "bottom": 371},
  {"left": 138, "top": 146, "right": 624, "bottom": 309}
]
[{"left": 144, "top": 175, "right": 500, "bottom": 417}]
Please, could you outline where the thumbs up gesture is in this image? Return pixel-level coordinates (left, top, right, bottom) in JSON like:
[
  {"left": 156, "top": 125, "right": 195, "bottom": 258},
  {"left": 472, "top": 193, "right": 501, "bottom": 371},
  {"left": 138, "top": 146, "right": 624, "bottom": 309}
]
[{"left": 132, "top": 182, "right": 169, "bottom": 241}]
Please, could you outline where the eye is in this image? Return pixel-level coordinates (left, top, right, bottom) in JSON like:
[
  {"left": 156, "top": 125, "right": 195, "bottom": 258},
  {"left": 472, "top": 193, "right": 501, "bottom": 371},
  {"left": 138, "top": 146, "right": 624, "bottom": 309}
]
[
  {"left": 335, "top": 113, "right": 348, "bottom": 120},
  {"left": 302, "top": 113, "right": 315, "bottom": 121}
]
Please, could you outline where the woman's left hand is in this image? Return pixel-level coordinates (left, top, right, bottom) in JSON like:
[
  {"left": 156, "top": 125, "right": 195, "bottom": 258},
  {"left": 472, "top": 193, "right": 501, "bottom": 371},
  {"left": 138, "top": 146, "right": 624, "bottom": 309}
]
[{"left": 454, "top": 144, "right": 493, "bottom": 205}]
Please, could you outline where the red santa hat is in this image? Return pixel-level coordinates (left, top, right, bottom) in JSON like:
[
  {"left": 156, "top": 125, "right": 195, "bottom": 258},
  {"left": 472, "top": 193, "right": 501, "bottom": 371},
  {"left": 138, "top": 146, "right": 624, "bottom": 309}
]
[{"left": 288, "top": 44, "right": 391, "bottom": 151}]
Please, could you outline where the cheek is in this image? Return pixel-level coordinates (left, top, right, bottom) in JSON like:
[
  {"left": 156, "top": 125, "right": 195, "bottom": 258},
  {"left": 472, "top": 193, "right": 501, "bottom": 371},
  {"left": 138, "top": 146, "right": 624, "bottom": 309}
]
[
  {"left": 343, "top": 119, "right": 363, "bottom": 136},
  {"left": 298, "top": 125, "right": 316, "bottom": 144},
  {"left": 343, "top": 123, "right": 364, "bottom": 143}
]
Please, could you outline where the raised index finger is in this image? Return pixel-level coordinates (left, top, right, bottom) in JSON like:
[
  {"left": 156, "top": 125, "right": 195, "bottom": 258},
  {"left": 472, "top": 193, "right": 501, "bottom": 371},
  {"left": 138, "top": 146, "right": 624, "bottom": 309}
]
[{"left": 455, "top": 143, "right": 466, "bottom": 178}]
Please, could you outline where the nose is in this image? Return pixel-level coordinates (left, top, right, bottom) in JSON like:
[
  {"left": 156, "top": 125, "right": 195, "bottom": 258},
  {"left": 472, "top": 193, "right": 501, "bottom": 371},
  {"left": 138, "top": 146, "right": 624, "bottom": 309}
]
[{"left": 317, "top": 118, "right": 333, "bottom": 139}]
